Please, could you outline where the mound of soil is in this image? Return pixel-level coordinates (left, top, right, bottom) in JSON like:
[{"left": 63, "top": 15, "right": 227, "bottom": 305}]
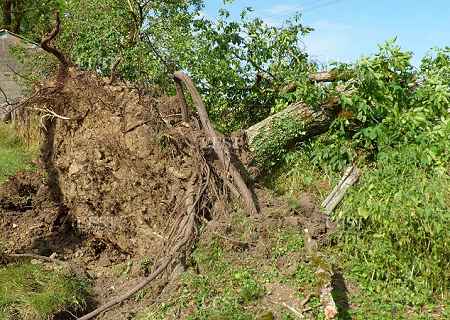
[{"left": 0, "top": 65, "right": 330, "bottom": 319}]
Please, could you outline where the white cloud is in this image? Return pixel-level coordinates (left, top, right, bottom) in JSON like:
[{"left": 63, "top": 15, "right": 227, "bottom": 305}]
[
  {"left": 263, "top": 4, "right": 302, "bottom": 16},
  {"left": 311, "top": 20, "right": 352, "bottom": 31},
  {"left": 426, "top": 31, "right": 450, "bottom": 40},
  {"left": 262, "top": 18, "right": 282, "bottom": 27}
]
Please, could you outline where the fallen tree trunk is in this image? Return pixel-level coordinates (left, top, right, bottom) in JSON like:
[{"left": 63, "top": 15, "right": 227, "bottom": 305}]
[
  {"left": 245, "top": 99, "right": 339, "bottom": 164},
  {"left": 245, "top": 81, "right": 358, "bottom": 164}
]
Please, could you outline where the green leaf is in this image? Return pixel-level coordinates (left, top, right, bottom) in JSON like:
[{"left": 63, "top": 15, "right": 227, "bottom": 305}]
[{"left": 358, "top": 207, "right": 370, "bottom": 219}]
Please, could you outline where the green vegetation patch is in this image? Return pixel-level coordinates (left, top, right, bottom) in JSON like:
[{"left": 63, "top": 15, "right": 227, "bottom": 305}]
[
  {"left": 0, "top": 123, "right": 39, "bottom": 182},
  {"left": 0, "top": 260, "right": 89, "bottom": 319}
]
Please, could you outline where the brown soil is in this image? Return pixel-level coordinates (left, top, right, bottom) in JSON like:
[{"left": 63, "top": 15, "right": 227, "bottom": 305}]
[{"left": 0, "top": 66, "right": 333, "bottom": 319}]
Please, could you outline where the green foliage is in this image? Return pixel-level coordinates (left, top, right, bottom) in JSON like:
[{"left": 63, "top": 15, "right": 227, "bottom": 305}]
[
  {"left": 8, "top": 1, "right": 316, "bottom": 133},
  {"left": 0, "top": 260, "right": 89, "bottom": 319},
  {"left": 187, "top": 10, "right": 314, "bottom": 131},
  {"left": 0, "top": 0, "right": 63, "bottom": 41},
  {"left": 294, "top": 40, "right": 450, "bottom": 294},
  {"left": 321, "top": 39, "right": 450, "bottom": 172},
  {"left": 337, "top": 159, "right": 450, "bottom": 292}
]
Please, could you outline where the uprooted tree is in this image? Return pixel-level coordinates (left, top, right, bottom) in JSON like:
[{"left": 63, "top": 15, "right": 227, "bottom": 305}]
[
  {"left": 6, "top": 1, "right": 450, "bottom": 317},
  {"left": 24, "top": 10, "right": 348, "bottom": 319}
]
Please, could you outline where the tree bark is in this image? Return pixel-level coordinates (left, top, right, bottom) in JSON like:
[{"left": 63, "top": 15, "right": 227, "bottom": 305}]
[
  {"left": 2, "top": 0, "right": 12, "bottom": 31},
  {"left": 245, "top": 99, "right": 339, "bottom": 153},
  {"left": 245, "top": 80, "right": 358, "bottom": 164}
]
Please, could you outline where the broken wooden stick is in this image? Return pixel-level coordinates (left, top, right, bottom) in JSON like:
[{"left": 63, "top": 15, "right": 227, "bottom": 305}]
[
  {"left": 322, "top": 166, "right": 361, "bottom": 229},
  {"left": 303, "top": 228, "right": 338, "bottom": 319}
]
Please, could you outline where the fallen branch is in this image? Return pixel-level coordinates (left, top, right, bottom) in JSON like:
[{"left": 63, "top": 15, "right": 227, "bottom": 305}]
[
  {"left": 303, "top": 228, "right": 338, "bottom": 319},
  {"left": 2, "top": 253, "right": 67, "bottom": 265},
  {"left": 173, "top": 71, "right": 258, "bottom": 215},
  {"left": 308, "top": 70, "right": 355, "bottom": 83},
  {"left": 321, "top": 166, "right": 361, "bottom": 228},
  {"left": 78, "top": 174, "right": 198, "bottom": 320},
  {"left": 269, "top": 300, "right": 304, "bottom": 318},
  {"left": 280, "top": 70, "right": 355, "bottom": 93},
  {"left": 2, "top": 86, "right": 56, "bottom": 122}
]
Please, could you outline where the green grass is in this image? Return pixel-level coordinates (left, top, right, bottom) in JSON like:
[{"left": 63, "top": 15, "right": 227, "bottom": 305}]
[
  {"left": 0, "top": 260, "right": 89, "bottom": 319},
  {"left": 0, "top": 122, "right": 39, "bottom": 182},
  {"left": 134, "top": 213, "right": 326, "bottom": 320}
]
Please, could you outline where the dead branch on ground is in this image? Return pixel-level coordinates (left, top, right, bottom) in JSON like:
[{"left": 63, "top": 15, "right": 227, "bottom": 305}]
[{"left": 303, "top": 228, "right": 338, "bottom": 319}]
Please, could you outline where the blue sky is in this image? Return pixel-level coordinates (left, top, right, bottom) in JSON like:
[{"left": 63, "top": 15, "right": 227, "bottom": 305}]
[{"left": 201, "top": 0, "right": 450, "bottom": 69}]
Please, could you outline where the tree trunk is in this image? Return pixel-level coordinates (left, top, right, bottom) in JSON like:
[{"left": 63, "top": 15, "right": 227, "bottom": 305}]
[
  {"left": 244, "top": 80, "right": 357, "bottom": 164},
  {"left": 2, "top": 0, "right": 12, "bottom": 31},
  {"left": 244, "top": 99, "right": 340, "bottom": 164}
]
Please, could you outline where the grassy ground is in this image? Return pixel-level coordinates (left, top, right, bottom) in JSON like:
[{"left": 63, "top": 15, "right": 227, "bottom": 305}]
[
  {"left": 260, "top": 148, "right": 450, "bottom": 319},
  {"left": 1, "top": 121, "right": 449, "bottom": 319},
  {"left": 132, "top": 147, "right": 450, "bottom": 319},
  {"left": 0, "top": 259, "right": 89, "bottom": 319},
  {"left": 0, "top": 122, "right": 39, "bottom": 182}
]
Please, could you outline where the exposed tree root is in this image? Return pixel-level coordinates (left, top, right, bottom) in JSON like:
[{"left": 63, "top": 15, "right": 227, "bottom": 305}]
[
  {"left": 1, "top": 253, "right": 68, "bottom": 265},
  {"left": 40, "top": 11, "right": 69, "bottom": 66},
  {"left": 106, "top": 57, "right": 121, "bottom": 85},
  {"left": 173, "top": 71, "right": 258, "bottom": 215}
]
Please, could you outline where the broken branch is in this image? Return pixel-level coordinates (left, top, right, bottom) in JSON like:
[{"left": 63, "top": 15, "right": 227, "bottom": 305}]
[
  {"left": 40, "top": 11, "right": 69, "bottom": 66},
  {"left": 321, "top": 166, "right": 361, "bottom": 228},
  {"left": 303, "top": 228, "right": 338, "bottom": 319}
]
